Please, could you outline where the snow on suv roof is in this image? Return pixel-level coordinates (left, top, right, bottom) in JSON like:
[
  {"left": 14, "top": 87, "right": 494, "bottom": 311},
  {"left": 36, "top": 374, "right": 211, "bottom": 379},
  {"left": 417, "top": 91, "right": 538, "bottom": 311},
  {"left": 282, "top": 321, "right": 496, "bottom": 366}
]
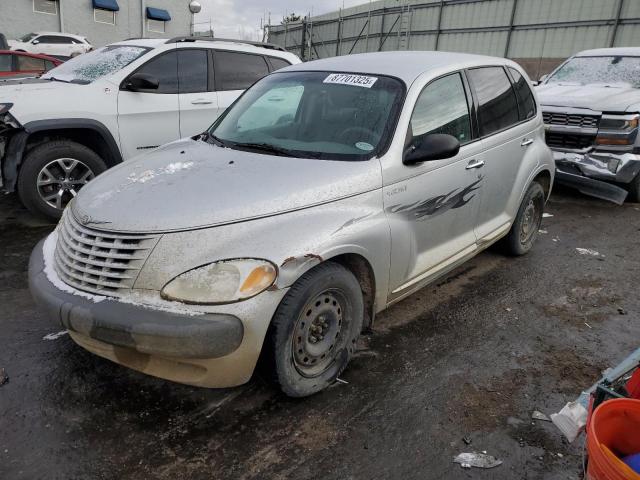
[
  {"left": 281, "top": 50, "right": 520, "bottom": 85},
  {"left": 576, "top": 47, "right": 640, "bottom": 57},
  {"left": 111, "top": 38, "right": 294, "bottom": 57}
]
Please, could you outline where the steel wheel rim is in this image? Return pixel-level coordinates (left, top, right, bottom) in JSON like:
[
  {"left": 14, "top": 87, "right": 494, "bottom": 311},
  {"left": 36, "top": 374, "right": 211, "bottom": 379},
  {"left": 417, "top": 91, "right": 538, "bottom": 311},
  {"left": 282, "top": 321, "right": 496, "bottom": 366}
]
[
  {"left": 37, "top": 158, "right": 95, "bottom": 210},
  {"left": 292, "top": 289, "right": 346, "bottom": 378},
  {"left": 520, "top": 198, "right": 541, "bottom": 244}
]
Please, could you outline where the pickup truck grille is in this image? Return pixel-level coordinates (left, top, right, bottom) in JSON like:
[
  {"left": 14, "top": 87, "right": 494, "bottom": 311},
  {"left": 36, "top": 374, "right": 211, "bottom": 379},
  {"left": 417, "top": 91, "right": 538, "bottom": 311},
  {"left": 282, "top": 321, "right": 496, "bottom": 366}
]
[
  {"left": 543, "top": 111, "right": 600, "bottom": 128},
  {"left": 545, "top": 132, "right": 594, "bottom": 150},
  {"left": 54, "top": 211, "right": 159, "bottom": 296}
]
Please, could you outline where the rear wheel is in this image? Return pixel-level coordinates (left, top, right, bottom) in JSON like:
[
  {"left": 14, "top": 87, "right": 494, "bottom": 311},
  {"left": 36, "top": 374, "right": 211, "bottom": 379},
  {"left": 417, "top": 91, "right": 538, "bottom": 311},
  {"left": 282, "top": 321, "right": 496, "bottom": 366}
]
[
  {"left": 264, "top": 262, "right": 364, "bottom": 397},
  {"left": 18, "top": 140, "right": 107, "bottom": 219},
  {"left": 500, "top": 181, "right": 545, "bottom": 256}
]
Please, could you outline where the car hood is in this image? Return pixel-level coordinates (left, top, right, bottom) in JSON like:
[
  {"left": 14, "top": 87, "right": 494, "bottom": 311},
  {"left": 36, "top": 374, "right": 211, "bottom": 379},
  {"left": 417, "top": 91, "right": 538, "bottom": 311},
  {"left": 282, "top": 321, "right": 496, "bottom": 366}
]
[
  {"left": 72, "top": 139, "right": 382, "bottom": 233},
  {"left": 536, "top": 82, "right": 640, "bottom": 112}
]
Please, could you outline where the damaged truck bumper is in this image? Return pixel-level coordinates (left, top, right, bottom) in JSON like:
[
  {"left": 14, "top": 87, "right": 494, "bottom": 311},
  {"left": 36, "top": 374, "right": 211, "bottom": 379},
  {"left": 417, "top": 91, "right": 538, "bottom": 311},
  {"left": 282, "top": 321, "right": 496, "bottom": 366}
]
[
  {"left": 28, "top": 238, "right": 284, "bottom": 388},
  {"left": 553, "top": 151, "right": 640, "bottom": 204}
]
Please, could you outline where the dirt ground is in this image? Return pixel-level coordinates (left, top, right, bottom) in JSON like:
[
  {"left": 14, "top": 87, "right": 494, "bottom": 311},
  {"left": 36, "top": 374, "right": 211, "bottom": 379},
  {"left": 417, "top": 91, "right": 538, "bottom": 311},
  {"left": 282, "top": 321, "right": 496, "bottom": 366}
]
[{"left": 1, "top": 187, "right": 638, "bottom": 479}]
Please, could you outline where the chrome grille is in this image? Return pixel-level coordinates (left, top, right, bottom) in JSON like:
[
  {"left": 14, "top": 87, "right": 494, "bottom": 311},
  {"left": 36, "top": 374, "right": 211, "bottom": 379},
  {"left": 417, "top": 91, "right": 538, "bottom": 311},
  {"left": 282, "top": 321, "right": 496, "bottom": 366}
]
[
  {"left": 54, "top": 211, "right": 160, "bottom": 296},
  {"left": 543, "top": 111, "right": 600, "bottom": 128}
]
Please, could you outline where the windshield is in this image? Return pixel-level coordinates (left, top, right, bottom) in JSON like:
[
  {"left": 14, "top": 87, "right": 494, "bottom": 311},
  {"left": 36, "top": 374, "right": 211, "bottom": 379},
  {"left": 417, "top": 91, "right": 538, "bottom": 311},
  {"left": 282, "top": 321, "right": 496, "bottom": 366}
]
[
  {"left": 42, "top": 45, "right": 149, "bottom": 84},
  {"left": 209, "top": 71, "right": 405, "bottom": 160},
  {"left": 547, "top": 56, "right": 640, "bottom": 87},
  {"left": 19, "top": 33, "right": 37, "bottom": 42}
]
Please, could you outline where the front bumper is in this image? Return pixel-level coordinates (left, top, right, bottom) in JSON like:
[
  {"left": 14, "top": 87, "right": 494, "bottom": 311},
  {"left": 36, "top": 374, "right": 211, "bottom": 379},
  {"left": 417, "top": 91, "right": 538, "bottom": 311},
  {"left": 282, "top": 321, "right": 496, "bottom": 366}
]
[
  {"left": 553, "top": 150, "right": 640, "bottom": 204},
  {"left": 28, "top": 238, "right": 244, "bottom": 359}
]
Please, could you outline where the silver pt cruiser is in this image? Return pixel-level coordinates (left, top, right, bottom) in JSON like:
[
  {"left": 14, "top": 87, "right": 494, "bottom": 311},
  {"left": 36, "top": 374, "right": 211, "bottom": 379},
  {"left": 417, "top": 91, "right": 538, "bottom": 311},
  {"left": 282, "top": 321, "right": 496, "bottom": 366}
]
[{"left": 29, "top": 52, "right": 554, "bottom": 397}]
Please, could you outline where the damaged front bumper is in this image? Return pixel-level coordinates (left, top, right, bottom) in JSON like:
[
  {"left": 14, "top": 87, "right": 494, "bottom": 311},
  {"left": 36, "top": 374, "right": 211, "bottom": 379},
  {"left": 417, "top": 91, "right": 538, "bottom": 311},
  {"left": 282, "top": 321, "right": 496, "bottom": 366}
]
[{"left": 553, "top": 150, "right": 640, "bottom": 204}]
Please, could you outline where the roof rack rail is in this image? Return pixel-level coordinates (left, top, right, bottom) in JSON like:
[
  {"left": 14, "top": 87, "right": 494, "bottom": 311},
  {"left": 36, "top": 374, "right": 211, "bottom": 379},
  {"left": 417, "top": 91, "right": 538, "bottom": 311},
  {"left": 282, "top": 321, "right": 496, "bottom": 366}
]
[{"left": 165, "top": 36, "right": 286, "bottom": 52}]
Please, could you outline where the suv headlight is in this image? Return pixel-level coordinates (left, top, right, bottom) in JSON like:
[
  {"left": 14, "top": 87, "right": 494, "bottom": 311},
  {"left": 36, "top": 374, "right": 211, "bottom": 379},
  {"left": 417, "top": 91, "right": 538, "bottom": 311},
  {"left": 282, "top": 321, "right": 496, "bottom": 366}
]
[
  {"left": 596, "top": 113, "right": 639, "bottom": 146},
  {"left": 161, "top": 259, "right": 277, "bottom": 305}
]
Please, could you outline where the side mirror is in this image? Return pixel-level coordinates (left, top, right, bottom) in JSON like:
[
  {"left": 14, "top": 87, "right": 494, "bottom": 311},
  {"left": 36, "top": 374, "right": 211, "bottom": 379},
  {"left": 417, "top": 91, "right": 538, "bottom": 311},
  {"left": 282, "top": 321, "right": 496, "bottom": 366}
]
[
  {"left": 32, "top": 39, "right": 40, "bottom": 45},
  {"left": 403, "top": 133, "right": 460, "bottom": 165},
  {"left": 124, "top": 73, "right": 159, "bottom": 92}
]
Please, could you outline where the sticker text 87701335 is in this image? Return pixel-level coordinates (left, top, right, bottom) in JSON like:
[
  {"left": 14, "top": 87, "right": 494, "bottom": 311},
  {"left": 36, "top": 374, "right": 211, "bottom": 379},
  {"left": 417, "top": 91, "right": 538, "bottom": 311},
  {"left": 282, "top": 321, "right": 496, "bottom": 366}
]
[{"left": 323, "top": 73, "right": 378, "bottom": 88}]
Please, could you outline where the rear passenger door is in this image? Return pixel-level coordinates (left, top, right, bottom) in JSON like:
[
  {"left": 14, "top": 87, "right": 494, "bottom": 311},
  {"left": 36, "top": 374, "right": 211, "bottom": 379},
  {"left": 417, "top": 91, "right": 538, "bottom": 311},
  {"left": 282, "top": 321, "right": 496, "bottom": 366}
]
[
  {"left": 466, "top": 66, "right": 535, "bottom": 241},
  {"left": 176, "top": 49, "right": 219, "bottom": 137},
  {"left": 213, "top": 50, "right": 270, "bottom": 114}
]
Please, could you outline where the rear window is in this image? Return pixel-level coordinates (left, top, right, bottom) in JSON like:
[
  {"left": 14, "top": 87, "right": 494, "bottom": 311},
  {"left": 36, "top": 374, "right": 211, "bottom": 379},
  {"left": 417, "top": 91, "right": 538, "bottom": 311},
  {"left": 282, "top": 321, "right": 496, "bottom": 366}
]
[
  {"left": 509, "top": 67, "right": 536, "bottom": 121},
  {"left": 467, "top": 66, "right": 519, "bottom": 136}
]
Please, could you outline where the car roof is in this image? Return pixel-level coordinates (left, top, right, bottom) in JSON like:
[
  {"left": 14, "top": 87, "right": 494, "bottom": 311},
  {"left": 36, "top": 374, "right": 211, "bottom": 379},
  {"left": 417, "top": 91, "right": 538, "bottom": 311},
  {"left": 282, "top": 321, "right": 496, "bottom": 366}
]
[
  {"left": 575, "top": 47, "right": 640, "bottom": 57},
  {"left": 280, "top": 50, "right": 521, "bottom": 84},
  {"left": 34, "top": 31, "right": 85, "bottom": 39}
]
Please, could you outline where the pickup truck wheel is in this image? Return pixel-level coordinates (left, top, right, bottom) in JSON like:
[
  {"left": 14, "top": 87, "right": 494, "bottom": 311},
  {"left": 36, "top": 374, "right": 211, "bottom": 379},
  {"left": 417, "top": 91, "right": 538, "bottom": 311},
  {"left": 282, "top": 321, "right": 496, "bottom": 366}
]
[
  {"left": 18, "top": 140, "right": 107, "bottom": 219},
  {"left": 264, "top": 262, "right": 363, "bottom": 397},
  {"left": 500, "top": 181, "right": 545, "bottom": 256}
]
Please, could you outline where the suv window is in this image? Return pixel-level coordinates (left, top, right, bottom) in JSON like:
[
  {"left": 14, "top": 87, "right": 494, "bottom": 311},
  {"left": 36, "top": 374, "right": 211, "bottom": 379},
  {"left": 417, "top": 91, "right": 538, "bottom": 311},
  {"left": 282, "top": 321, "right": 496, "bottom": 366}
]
[
  {"left": 0, "top": 54, "right": 11, "bottom": 72},
  {"left": 409, "top": 72, "right": 472, "bottom": 145},
  {"left": 215, "top": 51, "right": 269, "bottom": 91},
  {"left": 268, "top": 57, "right": 291, "bottom": 72},
  {"left": 18, "top": 55, "right": 45, "bottom": 71},
  {"left": 177, "top": 49, "right": 208, "bottom": 94},
  {"left": 509, "top": 67, "right": 536, "bottom": 121},
  {"left": 37, "top": 36, "right": 73, "bottom": 44},
  {"left": 135, "top": 51, "right": 178, "bottom": 94},
  {"left": 467, "top": 67, "right": 519, "bottom": 136}
]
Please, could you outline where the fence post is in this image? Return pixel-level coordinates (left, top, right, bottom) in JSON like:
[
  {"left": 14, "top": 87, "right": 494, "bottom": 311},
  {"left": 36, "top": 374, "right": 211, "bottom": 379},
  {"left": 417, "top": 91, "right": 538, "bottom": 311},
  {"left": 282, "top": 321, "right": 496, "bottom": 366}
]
[
  {"left": 336, "top": 10, "right": 342, "bottom": 56},
  {"left": 300, "top": 18, "right": 307, "bottom": 60},
  {"left": 434, "top": 0, "right": 444, "bottom": 50},
  {"left": 610, "top": 0, "right": 624, "bottom": 47},
  {"left": 504, "top": 0, "right": 518, "bottom": 58},
  {"left": 378, "top": 9, "right": 386, "bottom": 51}
]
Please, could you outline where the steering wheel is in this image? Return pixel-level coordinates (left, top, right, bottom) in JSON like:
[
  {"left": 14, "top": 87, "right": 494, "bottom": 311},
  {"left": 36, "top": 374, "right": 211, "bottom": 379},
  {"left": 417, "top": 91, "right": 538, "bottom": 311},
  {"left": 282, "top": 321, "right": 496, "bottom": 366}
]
[{"left": 338, "top": 126, "right": 377, "bottom": 144}]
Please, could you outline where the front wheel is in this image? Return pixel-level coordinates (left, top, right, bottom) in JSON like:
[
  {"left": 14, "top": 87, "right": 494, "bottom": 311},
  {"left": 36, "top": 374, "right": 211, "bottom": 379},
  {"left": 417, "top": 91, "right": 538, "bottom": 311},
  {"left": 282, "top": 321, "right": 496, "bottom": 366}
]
[
  {"left": 264, "top": 262, "right": 364, "bottom": 397},
  {"left": 500, "top": 181, "right": 545, "bottom": 256},
  {"left": 17, "top": 140, "right": 107, "bottom": 219}
]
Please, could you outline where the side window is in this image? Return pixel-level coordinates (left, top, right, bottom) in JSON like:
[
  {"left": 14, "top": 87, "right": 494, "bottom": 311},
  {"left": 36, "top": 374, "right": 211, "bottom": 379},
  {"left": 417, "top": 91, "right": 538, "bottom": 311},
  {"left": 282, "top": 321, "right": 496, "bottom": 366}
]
[
  {"left": 509, "top": 67, "right": 536, "bottom": 121},
  {"left": 44, "top": 60, "right": 56, "bottom": 70},
  {"left": 58, "top": 37, "right": 76, "bottom": 44},
  {"left": 0, "top": 55, "right": 12, "bottom": 72},
  {"left": 177, "top": 49, "right": 208, "bottom": 94},
  {"left": 134, "top": 51, "right": 178, "bottom": 94},
  {"left": 268, "top": 57, "right": 291, "bottom": 72},
  {"left": 467, "top": 67, "right": 519, "bottom": 136},
  {"left": 17, "top": 55, "right": 45, "bottom": 71},
  {"left": 409, "top": 72, "right": 472, "bottom": 146},
  {"left": 214, "top": 51, "right": 269, "bottom": 91},
  {"left": 36, "top": 36, "right": 57, "bottom": 44}
]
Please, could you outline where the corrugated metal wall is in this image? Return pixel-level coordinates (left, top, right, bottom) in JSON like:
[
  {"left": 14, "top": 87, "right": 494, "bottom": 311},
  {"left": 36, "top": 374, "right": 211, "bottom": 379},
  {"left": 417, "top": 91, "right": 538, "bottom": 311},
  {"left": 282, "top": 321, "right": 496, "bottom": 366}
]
[{"left": 267, "top": 0, "right": 640, "bottom": 78}]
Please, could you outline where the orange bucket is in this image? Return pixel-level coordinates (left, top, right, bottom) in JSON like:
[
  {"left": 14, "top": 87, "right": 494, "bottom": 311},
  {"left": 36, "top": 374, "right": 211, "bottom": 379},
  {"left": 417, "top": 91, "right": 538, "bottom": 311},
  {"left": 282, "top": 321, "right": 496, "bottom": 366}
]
[{"left": 587, "top": 398, "right": 640, "bottom": 480}]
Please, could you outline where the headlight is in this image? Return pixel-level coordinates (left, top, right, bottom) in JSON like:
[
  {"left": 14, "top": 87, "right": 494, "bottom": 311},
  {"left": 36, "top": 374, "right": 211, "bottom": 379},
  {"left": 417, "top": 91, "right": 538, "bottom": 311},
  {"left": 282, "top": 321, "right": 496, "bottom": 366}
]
[
  {"left": 161, "top": 259, "right": 277, "bottom": 305},
  {"left": 596, "top": 113, "right": 639, "bottom": 146}
]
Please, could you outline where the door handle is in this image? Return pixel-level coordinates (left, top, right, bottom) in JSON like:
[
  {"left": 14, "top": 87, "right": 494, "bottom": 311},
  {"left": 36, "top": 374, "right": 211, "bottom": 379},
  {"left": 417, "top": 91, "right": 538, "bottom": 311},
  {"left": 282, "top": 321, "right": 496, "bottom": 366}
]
[
  {"left": 521, "top": 138, "right": 534, "bottom": 147},
  {"left": 191, "top": 99, "right": 213, "bottom": 105},
  {"left": 465, "top": 159, "right": 485, "bottom": 170}
]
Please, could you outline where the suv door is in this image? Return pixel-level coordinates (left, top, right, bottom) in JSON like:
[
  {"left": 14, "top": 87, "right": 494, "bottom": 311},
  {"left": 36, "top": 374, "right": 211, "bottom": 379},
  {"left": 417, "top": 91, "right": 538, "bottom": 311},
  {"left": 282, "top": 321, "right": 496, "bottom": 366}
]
[
  {"left": 177, "top": 49, "right": 219, "bottom": 137},
  {"left": 213, "top": 50, "right": 270, "bottom": 114},
  {"left": 384, "top": 72, "right": 485, "bottom": 300},
  {"left": 117, "top": 50, "right": 180, "bottom": 160},
  {"left": 466, "top": 66, "right": 536, "bottom": 241}
]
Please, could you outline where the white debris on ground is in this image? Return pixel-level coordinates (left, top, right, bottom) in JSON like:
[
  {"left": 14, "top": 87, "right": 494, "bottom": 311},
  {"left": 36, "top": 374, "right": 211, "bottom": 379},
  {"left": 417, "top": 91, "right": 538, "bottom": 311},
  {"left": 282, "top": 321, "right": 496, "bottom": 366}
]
[
  {"left": 127, "top": 161, "right": 195, "bottom": 184},
  {"left": 538, "top": 229, "right": 548, "bottom": 234},
  {"left": 42, "top": 330, "right": 68, "bottom": 341},
  {"left": 576, "top": 248, "right": 601, "bottom": 256},
  {"left": 532, "top": 410, "right": 551, "bottom": 422},
  {"left": 453, "top": 452, "right": 502, "bottom": 469},
  {"left": 551, "top": 399, "right": 589, "bottom": 443},
  {"left": 543, "top": 213, "right": 554, "bottom": 218}
]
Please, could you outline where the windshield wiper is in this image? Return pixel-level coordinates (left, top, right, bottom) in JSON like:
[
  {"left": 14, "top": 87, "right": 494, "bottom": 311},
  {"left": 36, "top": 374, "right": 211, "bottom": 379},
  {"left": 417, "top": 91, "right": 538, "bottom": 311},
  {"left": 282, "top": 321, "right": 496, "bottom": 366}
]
[
  {"left": 201, "top": 131, "right": 228, "bottom": 147},
  {"left": 230, "top": 142, "right": 303, "bottom": 158},
  {"left": 45, "top": 76, "right": 71, "bottom": 84}
]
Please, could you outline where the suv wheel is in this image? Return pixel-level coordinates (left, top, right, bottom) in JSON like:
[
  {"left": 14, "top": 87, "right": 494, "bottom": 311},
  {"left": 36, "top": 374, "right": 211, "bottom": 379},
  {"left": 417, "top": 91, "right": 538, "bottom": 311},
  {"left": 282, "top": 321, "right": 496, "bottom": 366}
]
[
  {"left": 18, "top": 140, "right": 107, "bottom": 219},
  {"left": 264, "top": 262, "right": 364, "bottom": 397},
  {"left": 500, "top": 181, "right": 545, "bottom": 256}
]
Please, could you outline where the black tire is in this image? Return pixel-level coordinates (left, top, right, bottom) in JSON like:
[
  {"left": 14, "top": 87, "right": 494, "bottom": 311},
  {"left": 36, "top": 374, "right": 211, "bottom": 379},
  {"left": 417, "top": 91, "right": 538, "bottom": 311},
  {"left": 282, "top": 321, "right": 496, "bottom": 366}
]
[
  {"left": 17, "top": 140, "right": 107, "bottom": 220},
  {"left": 263, "top": 261, "right": 364, "bottom": 397},
  {"left": 500, "top": 181, "right": 545, "bottom": 256},
  {"left": 629, "top": 174, "right": 640, "bottom": 203}
]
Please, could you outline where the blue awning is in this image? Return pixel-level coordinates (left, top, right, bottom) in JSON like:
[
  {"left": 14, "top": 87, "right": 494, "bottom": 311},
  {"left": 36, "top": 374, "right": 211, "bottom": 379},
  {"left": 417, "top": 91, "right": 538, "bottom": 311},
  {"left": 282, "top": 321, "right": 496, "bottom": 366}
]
[
  {"left": 146, "top": 7, "right": 171, "bottom": 21},
  {"left": 92, "top": 0, "right": 119, "bottom": 11}
]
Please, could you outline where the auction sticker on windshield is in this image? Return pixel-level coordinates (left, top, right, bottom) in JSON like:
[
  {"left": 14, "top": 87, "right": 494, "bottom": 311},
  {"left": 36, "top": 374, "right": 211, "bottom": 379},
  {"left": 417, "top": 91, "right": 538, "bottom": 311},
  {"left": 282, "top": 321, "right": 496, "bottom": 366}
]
[{"left": 323, "top": 73, "right": 378, "bottom": 88}]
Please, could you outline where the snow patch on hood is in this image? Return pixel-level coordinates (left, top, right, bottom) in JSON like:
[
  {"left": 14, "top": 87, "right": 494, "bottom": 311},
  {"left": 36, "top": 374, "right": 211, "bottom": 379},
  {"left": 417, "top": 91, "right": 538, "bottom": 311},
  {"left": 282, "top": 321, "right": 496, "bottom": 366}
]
[{"left": 126, "top": 161, "right": 195, "bottom": 184}]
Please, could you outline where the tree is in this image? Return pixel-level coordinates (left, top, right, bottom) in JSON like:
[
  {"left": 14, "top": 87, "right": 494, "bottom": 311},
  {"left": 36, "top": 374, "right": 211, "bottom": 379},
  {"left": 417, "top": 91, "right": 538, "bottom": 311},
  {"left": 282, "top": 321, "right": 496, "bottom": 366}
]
[{"left": 281, "top": 13, "right": 301, "bottom": 24}]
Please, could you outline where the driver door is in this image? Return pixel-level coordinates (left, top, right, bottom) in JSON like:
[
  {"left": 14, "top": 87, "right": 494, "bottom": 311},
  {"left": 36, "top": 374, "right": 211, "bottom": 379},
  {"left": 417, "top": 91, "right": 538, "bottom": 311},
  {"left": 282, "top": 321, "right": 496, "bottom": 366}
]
[{"left": 384, "top": 72, "right": 484, "bottom": 301}]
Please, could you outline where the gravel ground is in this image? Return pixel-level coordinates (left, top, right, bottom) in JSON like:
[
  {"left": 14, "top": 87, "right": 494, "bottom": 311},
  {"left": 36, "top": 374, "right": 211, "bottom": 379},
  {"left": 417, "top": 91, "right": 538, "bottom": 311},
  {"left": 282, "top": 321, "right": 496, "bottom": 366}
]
[{"left": 1, "top": 188, "right": 638, "bottom": 480}]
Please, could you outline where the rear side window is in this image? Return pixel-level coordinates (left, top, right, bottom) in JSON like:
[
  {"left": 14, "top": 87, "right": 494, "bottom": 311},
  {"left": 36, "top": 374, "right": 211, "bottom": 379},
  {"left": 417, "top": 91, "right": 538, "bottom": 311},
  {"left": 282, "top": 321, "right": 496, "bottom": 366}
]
[
  {"left": 509, "top": 67, "right": 536, "bottom": 121},
  {"left": 409, "top": 72, "right": 472, "bottom": 145},
  {"left": 268, "top": 57, "right": 291, "bottom": 72},
  {"left": 177, "top": 49, "right": 208, "bottom": 93},
  {"left": 18, "top": 55, "right": 45, "bottom": 71},
  {"left": 0, "top": 55, "right": 12, "bottom": 72},
  {"left": 135, "top": 51, "right": 178, "bottom": 94},
  {"left": 215, "top": 51, "right": 269, "bottom": 91},
  {"left": 467, "top": 67, "right": 519, "bottom": 136}
]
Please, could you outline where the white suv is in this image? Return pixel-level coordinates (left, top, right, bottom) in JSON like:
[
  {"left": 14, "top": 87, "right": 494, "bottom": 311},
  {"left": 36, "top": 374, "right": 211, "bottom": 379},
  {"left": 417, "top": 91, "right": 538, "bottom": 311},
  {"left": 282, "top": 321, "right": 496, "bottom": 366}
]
[
  {"left": 0, "top": 37, "right": 300, "bottom": 218},
  {"left": 9, "top": 32, "right": 93, "bottom": 58}
]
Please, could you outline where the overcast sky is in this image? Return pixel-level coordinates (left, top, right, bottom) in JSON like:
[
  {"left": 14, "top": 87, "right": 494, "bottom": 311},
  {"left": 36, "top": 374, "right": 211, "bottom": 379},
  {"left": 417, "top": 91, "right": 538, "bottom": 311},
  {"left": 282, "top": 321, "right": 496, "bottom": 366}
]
[{"left": 194, "top": 0, "right": 367, "bottom": 40}]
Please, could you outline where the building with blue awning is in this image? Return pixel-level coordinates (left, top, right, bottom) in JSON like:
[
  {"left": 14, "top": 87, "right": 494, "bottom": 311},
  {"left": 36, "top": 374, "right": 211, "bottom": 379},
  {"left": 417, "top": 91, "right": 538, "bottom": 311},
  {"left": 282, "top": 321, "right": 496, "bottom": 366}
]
[{"left": 0, "top": 0, "right": 191, "bottom": 48}]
